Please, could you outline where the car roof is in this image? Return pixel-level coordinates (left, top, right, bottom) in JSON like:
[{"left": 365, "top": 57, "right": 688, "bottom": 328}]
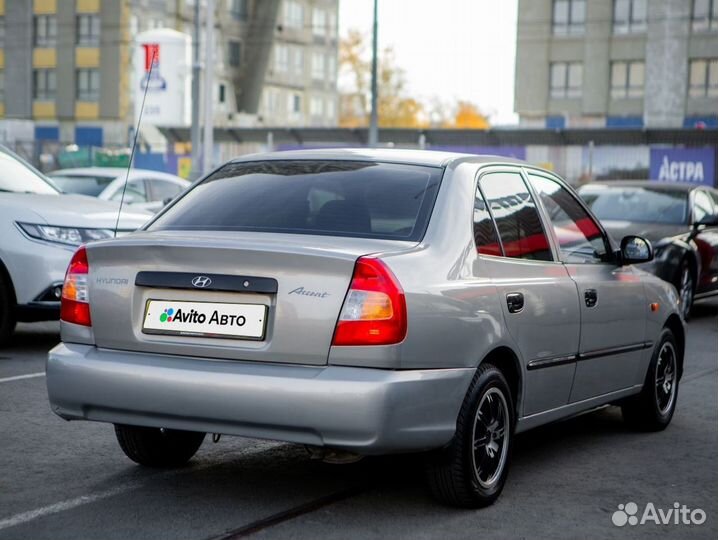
[
  {"left": 229, "top": 148, "right": 530, "bottom": 168},
  {"left": 50, "top": 167, "right": 187, "bottom": 182},
  {"left": 580, "top": 180, "right": 709, "bottom": 192}
]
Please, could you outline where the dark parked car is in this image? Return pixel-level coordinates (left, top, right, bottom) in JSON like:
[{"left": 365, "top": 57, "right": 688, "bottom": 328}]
[{"left": 578, "top": 181, "right": 718, "bottom": 319}]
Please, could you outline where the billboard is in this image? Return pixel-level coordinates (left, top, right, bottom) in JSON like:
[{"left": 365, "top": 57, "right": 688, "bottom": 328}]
[
  {"left": 134, "top": 29, "right": 191, "bottom": 127},
  {"left": 649, "top": 147, "right": 716, "bottom": 187}
]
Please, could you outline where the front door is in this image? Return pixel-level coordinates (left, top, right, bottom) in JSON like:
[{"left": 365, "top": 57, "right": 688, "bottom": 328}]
[
  {"left": 476, "top": 169, "right": 581, "bottom": 417},
  {"left": 527, "top": 172, "right": 647, "bottom": 402}
]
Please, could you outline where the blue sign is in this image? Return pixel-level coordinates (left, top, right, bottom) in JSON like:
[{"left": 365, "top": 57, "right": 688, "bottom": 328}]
[{"left": 650, "top": 148, "right": 716, "bottom": 187}]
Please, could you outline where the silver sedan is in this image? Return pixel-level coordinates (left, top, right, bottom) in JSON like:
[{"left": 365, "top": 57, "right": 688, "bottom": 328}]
[{"left": 47, "top": 149, "right": 684, "bottom": 508}]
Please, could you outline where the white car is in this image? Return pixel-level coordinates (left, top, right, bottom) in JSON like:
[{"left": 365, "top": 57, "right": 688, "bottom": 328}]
[
  {"left": 0, "top": 146, "right": 150, "bottom": 346},
  {"left": 48, "top": 167, "right": 190, "bottom": 213}
]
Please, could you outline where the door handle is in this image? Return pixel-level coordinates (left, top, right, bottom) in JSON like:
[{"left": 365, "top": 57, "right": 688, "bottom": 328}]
[
  {"left": 584, "top": 289, "right": 598, "bottom": 308},
  {"left": 506, "top": 292, "right": 524, "bottom": 313}
]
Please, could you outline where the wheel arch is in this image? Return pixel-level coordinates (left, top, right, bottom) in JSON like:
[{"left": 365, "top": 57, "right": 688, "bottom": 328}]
[
  {"left": 478, "top": 346, "right": 522, "bottom": 419},
  {"left": 0, "top": 256, "right": 17, "bottom": 304},
  {"left": 663, "top": 313, "right": 685, "bottom": 380}
]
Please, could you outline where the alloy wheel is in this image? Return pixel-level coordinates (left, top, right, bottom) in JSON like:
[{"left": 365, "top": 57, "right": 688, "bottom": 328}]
[
  {"left": 655, "top": 341, "right": 677, "bottom": 415},
  {"left": 471, "top": 387, "right": 510, "bottom": 489}
]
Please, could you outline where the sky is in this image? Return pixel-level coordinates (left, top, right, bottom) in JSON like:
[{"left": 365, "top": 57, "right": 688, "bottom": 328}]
[{"left": 338, "top": 0, "right": 520, "bottom": 125}]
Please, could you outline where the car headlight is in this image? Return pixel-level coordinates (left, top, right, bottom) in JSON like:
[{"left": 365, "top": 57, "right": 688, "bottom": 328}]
[{"left": 16, "top": 222, "right": 113, "bottom": 246}]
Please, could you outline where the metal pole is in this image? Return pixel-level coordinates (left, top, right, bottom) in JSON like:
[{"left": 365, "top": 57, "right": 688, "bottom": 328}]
[
  {"left": 190, "top": 0, "right": 201, "bottom": 178},
  {"left": 202, "top": 0, "right": 215, "bottom": 173},
  {"left": 368, "top": 0, "right": 379, "bottom": 147}
]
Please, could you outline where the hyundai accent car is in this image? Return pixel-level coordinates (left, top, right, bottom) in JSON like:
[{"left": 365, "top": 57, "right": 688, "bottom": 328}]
[
  {"left": 578, "top": 181, "right": 718, "bottom": 319},
  {"left": 0, "top": 146, "right": 151, "bottom": 346},
  {"left": 47, "top": 149, "right": 684, "bottom": 508}
]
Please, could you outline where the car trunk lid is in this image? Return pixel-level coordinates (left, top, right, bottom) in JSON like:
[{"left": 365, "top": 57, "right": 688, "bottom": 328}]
[{"left": 86, "top": 230, "right": 415, "bottom": 365}]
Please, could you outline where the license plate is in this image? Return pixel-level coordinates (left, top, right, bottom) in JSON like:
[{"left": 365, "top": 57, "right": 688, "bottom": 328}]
[{"left": 142, "top": 300, "right": 267, "bottom": 340}]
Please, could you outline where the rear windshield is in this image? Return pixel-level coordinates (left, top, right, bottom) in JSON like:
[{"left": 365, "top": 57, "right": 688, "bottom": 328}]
[
  {"left": 579, "top": 186, "right": 688, "bottom": 224},
  {"left": 149, "top": 160, "right": 443, "bottom": 241}
]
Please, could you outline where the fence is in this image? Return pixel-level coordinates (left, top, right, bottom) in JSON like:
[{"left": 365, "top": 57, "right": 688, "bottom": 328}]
[{"left": 6, "top": 128, "right": 718, "bottom": 187}]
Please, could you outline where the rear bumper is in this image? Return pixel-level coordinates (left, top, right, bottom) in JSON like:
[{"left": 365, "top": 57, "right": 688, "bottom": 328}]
[{"left": 47, "top": 343, "right": 473, "bottom": 454}]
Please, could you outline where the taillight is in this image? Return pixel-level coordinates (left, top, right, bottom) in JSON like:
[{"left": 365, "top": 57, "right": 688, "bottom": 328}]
[
  {"left": 60, "top": 245, "right": 91, "bottom": 326},
  {"left": 332, "top": 257, "right": 407, "bottom": 346}
]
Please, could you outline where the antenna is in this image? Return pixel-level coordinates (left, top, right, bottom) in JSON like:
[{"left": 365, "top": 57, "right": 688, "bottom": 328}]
[{"left": 114, "top": 49, "right": 157, "bottom": 238}]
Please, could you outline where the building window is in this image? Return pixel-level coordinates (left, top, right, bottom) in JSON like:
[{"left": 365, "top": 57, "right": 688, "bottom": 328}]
[
  {"left": 327, "top": 54, "right": 336, "bottom": 80},
  {"left": 229, "top": 41, "right": 241, "bottom": 67},
  {"left": 34, "top": 15, "right": 57, "bottom": 47},
  {"left": 76, "top": 68, "right": 100, "bottom": 101},
  {"left": 312, "top": 7, "right": 327, "bottom": 37},
  {"left": 263, "top": 87, "right": 281, "bottom": 114},
  {"left": 310, "top": 96, "right": 323, "bottom": 117},
  {"left": 77, "top": 14, "right": 100, "bottom": 46},
  {"left": 284, "top": 0, "right": 304, "bottom": 29},
  {"left": 289, "top": 93, "right": 302, "bottom": 114},
  {"left": 553, "top": 0, "right": 586, "bottom": 35},
  {"left": 230, "top": 0, "right": 248, "bottom": 20},
  {"left": 693, "top": 0, "right": 718, "bottom": 31},
  {"left": 218, "top": 84, "right": 226, "bottom": 104},
  {"left": 292, "top": 46, "right": 304, "bottom": 74},
  {"left": 689, "top": 58, "right": 718, "bottom": 97},
  {"left": 312, "top": 51, "right": 325, "bottom": 80},
  {"left": 550, "top": 62, "right": 582, "bottom": 98},
  {"left": 613, "top": 0, "right": 646, "bottom": 34},
  {"left": 0, "top": 17, "right": 5, "bottom": 48},
  {"left": 0, "top": 71, "right": 4, "bottom": 102},
  {"left": 274, "top": 44, "right": 289, "bottom": 72},
  {"left": 610, "top": 61, "right": 644, "bottom": 98},
  {"left": 327, "top": 11, "right": 337, "bottom": 39},
  {"left": 33, "top": 69, "right": 56, "bottom": 100}
]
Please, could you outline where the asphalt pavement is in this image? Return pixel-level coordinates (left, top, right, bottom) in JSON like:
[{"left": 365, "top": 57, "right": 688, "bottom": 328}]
[{"left": 1, "top": 300, "right": 716, "bottom": 540}]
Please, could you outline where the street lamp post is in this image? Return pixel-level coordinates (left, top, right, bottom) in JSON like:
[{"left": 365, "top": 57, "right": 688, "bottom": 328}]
[
  {"left": 190, "top": 0, "right": 201, "bottom": 178},
  {"left": 368, "top": 0, "right": 379, "bottom": 147}
]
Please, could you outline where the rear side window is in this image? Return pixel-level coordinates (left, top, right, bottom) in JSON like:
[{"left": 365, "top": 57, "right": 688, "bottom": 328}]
[
  {"left": 150, "top": 160, "right": 443, "bottom": 241},
  {"left": 474, "top": 187, "right": 502, "bottom": 256},
  {"left": 149, "top": 179, "right": 184, "bottom": 201},
  {"left": 479, "top": 172, "right": 553, "bottom": 262}
]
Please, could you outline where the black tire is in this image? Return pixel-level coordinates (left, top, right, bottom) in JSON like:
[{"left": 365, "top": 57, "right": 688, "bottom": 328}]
[
  {"left": 114, "top": 424, "right": 205, "bottom": 467},
  {"left": 0, "top": 273, "right": 17, "bottom": 348},
  {"left": 622, "top": 329, "right": 679, "bottom": 431},
  {"left": 425, "top": 363, "right": 514, "bottom": 508},
  {"left": 675, "top": 259, "right": 695, "bottom": 321}
]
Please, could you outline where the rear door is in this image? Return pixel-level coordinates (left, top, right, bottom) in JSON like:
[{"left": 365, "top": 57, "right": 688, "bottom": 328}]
[
  {"left": 475, "top": 167, "right": 581, "bottom": 417},
  {"left": 527, "top": 171, "right": 647, "bottom": 401}
]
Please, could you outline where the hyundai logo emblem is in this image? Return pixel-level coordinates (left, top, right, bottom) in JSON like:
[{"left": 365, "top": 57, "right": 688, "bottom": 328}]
[{"left": 191, "top": 276, "right": 212, "bottom": 288}]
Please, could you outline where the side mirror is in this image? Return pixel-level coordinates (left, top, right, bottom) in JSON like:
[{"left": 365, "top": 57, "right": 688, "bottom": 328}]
[
  {"left": 162, "top": 197, "right": 174, "bottom": 205},
  {"left": 620, "top": 235, "right": 653, "bottom": 265}
]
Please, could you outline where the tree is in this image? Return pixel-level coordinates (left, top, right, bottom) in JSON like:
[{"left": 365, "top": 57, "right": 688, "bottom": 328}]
[
  {"left": 453, "top": 101, "right": 490, "bottom": 129},
  {"left": 339, "top": 31, "right": 426, "bottom": 128},
  {"left": 338, "top": 30, "right": 370, "bottom": 128},
  {"left": 338, "top": 31, "right": 490, "bottom": 130}
]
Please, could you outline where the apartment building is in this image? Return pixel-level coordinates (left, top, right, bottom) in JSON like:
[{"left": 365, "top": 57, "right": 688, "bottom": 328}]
[
  {"left": 0, "top": 0, "right": 339, "bottom": 148},
  {"left": 515, "top": 0, "right": 718, "bottom": 129}
]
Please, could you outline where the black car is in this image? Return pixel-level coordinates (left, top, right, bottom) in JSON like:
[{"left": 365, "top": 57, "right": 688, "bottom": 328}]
[{"left": 578, "top": 181, "right": 718, "bottom": 319}]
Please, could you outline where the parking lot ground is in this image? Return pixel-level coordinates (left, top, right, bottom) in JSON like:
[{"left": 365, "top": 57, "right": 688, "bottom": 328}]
[{"left": 1, "top": 301, "right": 716, "bottom": 540}]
